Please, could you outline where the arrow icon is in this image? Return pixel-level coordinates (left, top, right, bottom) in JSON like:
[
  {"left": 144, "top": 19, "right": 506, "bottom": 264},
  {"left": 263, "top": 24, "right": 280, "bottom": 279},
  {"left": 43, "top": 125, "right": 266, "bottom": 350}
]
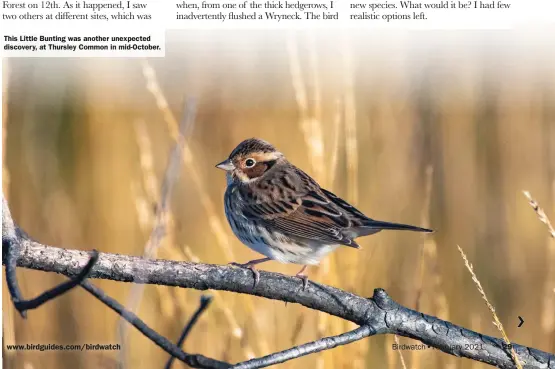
[{"left": 518, "top": 316, "right": 524, "bottom": 328}]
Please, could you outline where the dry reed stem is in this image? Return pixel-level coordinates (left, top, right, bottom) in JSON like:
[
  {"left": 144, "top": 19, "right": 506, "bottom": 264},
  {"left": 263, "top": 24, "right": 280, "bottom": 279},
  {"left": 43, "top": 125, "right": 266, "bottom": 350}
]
[
  {"left": 342, "top": 39, "right": 358, "bottom": 205},
  {"left": 182, "top": 247, "right": 257, "bottom": 359},
  {"left": 141, "top": 60, "right": 271, "bottom": 357},
  {"left": 1, "top": 58, "right": 16, "bottom": 361},
  {"left": 522, "top": 190, "right": 555, "bottom": 336},
  {"left": 156, "top": 216, "right": 178, "bottom": 319},
  {"left": 286, "top": 32, "right": 325, "bottom": 181},
  {"left": 393, "top": 335, "right": 408, "bottom": 369},
  {"left": 158, "top": 245, "right": 258, "bottom": 359},
  {"left": 2, "top": 288, "right": 16, "bottom": 359},
  {"left": 411, "top": 165, "right": 434, "bottom": 369},
  {"left": 119, "top": 119, "right": 174, "bottom": 366},
  {"left": 307, "top": 31, "right": 323, "bottom": 128},
  {"left": 286, "top": 33, "right": 309, "bottom": 123},
  {"left": 141, "top": 60, "right": 234, "bottom": 261},
  {"left": 457, "top": 245, "right": 523, "bottom": 369},
  {"left": 523, "top": 190, "right": 555, "bottom": 238},
  {"left": 328, "top": 98, "right": 343, "bottom": 185},
  {"left": 546, "top": 183, "right": 555, "bottom": 339},
  {"left": 306, "top": 32, "right": 326, "bottom": 182},
  {"left": 133, "top": 115, "right": 258, "bottom": 359},
  {"left": 287, "top": 33, "right": 343, "bottom": 369},
  {"left": 430, "top": 245, "right": 449, "bottom": 321},
  {"left": 386, "top": 334, "right": 397, "bottom": 369},
  {"left": 415, "top": 169, "right": 448, "bottom": 324},
  {"left": 2, "top": 59, "right": 10, "bottom": 192},
  {"left": 415, "top": 165, "right": 434, "bottom": 310},
  {"left": 135, "top": 120, "right": 160, "bottom": 203},
  {"left": 155, "top": 210, "right": 258, "bottom": 356}
]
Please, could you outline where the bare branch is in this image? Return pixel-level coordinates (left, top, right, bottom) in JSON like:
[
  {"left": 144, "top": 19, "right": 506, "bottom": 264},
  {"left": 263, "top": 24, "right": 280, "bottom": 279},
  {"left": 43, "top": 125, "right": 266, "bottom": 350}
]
[
  {"left": 231, "top": 325, "right": 375, "bottom": 369},
  {"left": 4, "top": 239, "right": 554, "bottom": 368},
  {"left": 15, "top": 250, "right": 98, "bottom": 312},
  {"left": 2, "top": 194, "right": 27, "bottom": 318},
  {"left": 4, "top": 194, "right": 97, "bottom": 317},
  {"left": 165, "top": 294, "right": 214, "bottom": 369},
  {"left": 3, "top": 195, "right": 227, "bottom": 369},
  {"left": 81, "top": 281, "right": 228, "bottom": 369},
  {"left": 3, "top": 197, "right": 554, "bottom": 369}
]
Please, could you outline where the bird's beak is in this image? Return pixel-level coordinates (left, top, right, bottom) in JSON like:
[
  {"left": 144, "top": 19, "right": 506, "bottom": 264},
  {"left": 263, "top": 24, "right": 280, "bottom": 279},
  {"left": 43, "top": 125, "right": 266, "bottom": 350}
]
[{"left": 215, "top": 159, "right": 234, "bottom": 171}]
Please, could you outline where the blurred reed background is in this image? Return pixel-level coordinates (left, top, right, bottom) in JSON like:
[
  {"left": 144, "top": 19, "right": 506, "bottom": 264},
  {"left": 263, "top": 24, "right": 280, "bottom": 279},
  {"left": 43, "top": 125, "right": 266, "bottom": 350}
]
[{"left": 2, "top": 29, "right": 555, "bottom": 369}]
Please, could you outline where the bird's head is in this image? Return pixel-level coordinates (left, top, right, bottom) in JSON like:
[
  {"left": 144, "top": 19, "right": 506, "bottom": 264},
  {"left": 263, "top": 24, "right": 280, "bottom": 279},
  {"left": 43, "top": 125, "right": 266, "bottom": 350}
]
[{"left": 216, "top": 138, "right": 284, "bottom": 183}]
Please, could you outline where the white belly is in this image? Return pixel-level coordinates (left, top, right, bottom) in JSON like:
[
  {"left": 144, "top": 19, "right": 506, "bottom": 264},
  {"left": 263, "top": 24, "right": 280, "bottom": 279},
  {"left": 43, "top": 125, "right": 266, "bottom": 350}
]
[
  {"left": 247, "top": 225, "right": 340, "bottom": 265},
  {"left": 224, "top": 183, "right": 340, "bottom": 264},
  {"left": 226, "top": 209, "right": 338, "bottom": 264}
]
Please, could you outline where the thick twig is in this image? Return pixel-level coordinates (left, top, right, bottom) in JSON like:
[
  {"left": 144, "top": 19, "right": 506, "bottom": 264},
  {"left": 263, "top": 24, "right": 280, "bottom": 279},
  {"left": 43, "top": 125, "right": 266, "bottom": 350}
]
[
  {"left": 2, "top": 195, "right": 227, "bottom": 369},
  {"left": 14, "top": 250, "right": 98, "bottom": 312},
  {"left": 81, "top": 281, "right": 228, "bottom": 369},
  {"left": 231, "top": 325, "right": 375, "bottom": 369},
  {"left": 2, "top": 195, "right": 26, "bottom": 318},
  {"left": 3, "top": 239, "right": 554, "bottom": 368},
  {"left": 165, "top": 294, "right": 214, "bottom": 369},
  {"left": 3, "top": 199, "right": 555, "bottom": 369},
  {"left": 4, "top": 195, "right": 94, "bottom": 318}
]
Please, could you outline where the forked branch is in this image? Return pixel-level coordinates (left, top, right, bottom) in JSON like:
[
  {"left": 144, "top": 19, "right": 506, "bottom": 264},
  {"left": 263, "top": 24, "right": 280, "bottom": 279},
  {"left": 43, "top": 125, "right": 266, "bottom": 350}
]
[{"left": 2, "top": 196, "right": 554, "bottom": 369}]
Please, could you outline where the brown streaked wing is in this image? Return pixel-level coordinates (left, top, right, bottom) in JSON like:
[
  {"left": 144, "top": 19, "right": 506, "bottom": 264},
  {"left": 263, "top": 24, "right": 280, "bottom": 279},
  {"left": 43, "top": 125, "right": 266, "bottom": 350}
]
[
  {"left": 239, "top": 167, "right": 359, "bottom": 247},
  {"left": 320, "top": 188, "right": 372, "bottom": 227}
]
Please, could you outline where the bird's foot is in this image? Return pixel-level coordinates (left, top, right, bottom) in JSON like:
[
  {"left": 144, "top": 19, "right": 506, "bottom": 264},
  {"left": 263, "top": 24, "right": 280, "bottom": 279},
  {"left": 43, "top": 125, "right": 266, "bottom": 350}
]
[
  {"left": 228, "top": 258, "right": 270, "bottom": 289},
  {"left": 295, "top": 265, "right": 309, "bottom": 291}
]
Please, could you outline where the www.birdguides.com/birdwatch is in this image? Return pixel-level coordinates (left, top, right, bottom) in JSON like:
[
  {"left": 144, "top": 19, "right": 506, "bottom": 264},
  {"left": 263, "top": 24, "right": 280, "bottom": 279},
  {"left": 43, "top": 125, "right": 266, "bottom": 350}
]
[{"left": 1, "top": 1, "right": 555, "bottom": 369}]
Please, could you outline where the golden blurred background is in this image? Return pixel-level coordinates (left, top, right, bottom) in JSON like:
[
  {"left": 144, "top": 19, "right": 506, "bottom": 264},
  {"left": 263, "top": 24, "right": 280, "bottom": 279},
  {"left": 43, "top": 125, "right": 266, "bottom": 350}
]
[{"left": 2, "top": 30, "right": 555, "bottom": 369}]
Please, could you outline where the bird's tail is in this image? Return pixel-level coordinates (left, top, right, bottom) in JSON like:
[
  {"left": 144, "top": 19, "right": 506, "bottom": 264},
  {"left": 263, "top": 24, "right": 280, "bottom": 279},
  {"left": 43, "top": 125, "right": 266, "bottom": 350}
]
[{"left": 357, "top": 219, "right": 433, "bottom": 235}]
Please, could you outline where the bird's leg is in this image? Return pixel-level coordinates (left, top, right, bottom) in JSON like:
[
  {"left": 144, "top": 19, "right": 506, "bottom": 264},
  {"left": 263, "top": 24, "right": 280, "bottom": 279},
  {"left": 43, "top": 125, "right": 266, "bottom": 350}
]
[
  {"left": 229, "top": 257, "right": 271, "bottom": 289},
  {"left": 295, "top": 265, "right": 309, "bottom": 291}
]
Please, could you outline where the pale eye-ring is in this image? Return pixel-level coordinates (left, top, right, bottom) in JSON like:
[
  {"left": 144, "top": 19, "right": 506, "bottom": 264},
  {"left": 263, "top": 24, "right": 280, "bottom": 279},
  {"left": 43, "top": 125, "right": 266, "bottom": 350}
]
[{"left": 245, "top": 158, "right": 256, "bottom": 168}]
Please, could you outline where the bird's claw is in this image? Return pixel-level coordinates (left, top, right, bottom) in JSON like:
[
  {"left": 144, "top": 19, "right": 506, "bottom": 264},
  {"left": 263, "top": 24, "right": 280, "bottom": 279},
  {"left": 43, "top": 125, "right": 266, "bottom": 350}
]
[
  {"left": 294, "top": 265, "right": 309, "bottom": 291},
  {"left": 228, "top": 262, "right": 261, "bottom": 289},
  {"left": 295, "top": 274, "right": 309, "bottom": 291}
]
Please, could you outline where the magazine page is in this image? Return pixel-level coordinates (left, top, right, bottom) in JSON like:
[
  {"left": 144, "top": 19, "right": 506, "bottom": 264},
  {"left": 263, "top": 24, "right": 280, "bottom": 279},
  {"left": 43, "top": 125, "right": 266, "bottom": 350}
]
[{"left": 1, "top": 1, "right": 554, "bottom": 369}]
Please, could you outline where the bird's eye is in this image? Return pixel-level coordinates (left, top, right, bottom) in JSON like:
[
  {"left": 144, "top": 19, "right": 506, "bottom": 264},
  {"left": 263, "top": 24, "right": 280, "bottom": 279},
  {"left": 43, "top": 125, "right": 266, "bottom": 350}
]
[{"left": 245, "top": 158, "right": 256, "bottom": 168}]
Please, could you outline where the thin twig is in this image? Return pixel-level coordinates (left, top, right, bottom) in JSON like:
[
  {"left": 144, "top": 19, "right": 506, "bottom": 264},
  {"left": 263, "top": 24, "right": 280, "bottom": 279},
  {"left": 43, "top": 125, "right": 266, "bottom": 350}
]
[
  {"left": 6, "top": 236, "right": 554, "bottom": 369},
  {"left": 81, "top": 281, "right": 228, "bottom": 369},
  {"left": 165, "top": 294, "right": 214, "bottom": 369},
  {"left": 231, "top": 326, "right": 374, "bottom": 369},
  {"left": 3, "top": 198, "right": 554, "bottom": 369},
  {"left": 141, "top": 62, "right": 267, "bottom": 358},
  {"left": 14, "top": 250, "right": 99, "bottom": 312},
  {"left": 3, "top": 197, "right": 226, "bottom": 369},
  {"left": 3, "top": 195, "right": 29, "bottom": 318},
  {"left": 4, "top": 233, "right": 26, "bottom": 318},
  {"left": 118, "top": 98, "right": 197, "bottom": 366},
  {"left": 457, "top": 245, "right": 523, "bottom": 369},
  {"left": 141, "top": 62, "right": 265, "bottom": 358}
]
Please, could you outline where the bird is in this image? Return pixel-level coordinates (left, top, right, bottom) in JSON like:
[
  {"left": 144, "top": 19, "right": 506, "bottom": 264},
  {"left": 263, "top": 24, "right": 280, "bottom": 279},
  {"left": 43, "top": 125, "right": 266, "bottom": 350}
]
[{"left": 216, "top": 138, "right": 433, "bottom": 289}]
